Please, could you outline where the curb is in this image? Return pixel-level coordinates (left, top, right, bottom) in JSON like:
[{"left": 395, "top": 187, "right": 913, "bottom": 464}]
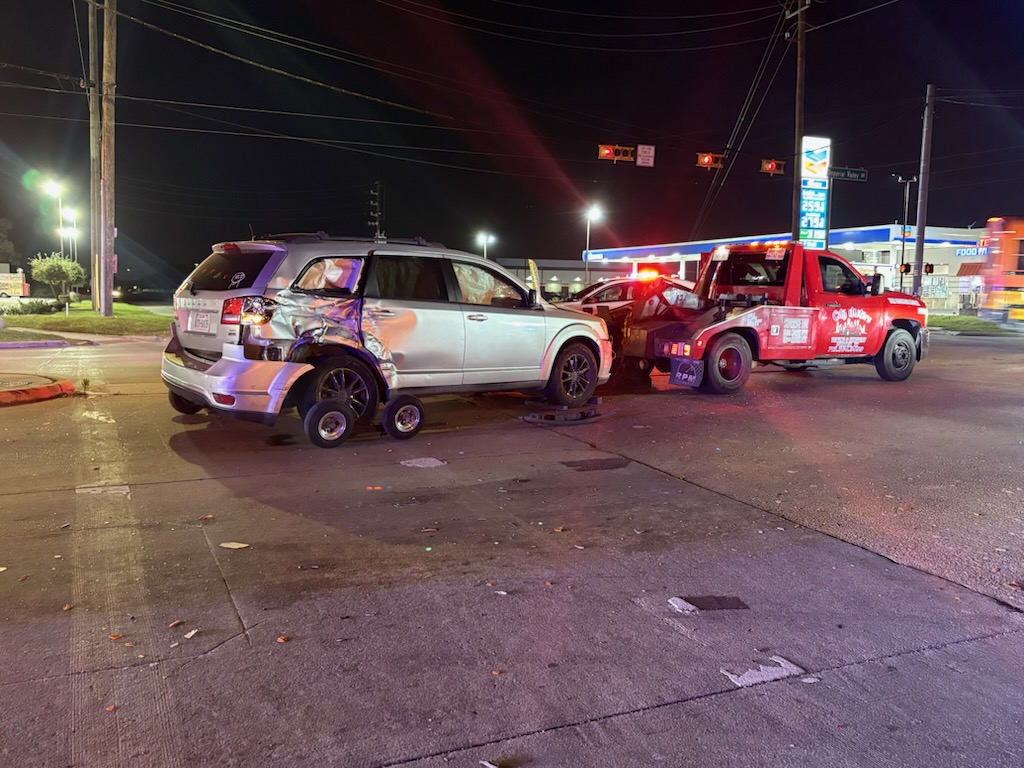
[
  {"left": 0, "top": 340, "right": 71, "bottom": 349},
  {"left": 0, "top": 379, "right": 76, "bottom": 406}
]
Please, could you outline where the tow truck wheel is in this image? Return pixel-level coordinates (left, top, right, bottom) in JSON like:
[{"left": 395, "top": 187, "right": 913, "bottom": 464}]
[
  {"left": 303, "top": 398, "right": 357, "bottom": 448},
  {"left": 874, "top": 328, "right": 916, "bottom": 381},
  {"left": 168, "top": 391, "right": 203, "bottom": 415},
  {"left": 700, "top": 332, "right": 752, "bottom": 394},
  {"left": 382, "top": 395, "right": 424, "bottom": 440},
  {"left": 546, "top": 342, "right": 599, "bottom": 407}
]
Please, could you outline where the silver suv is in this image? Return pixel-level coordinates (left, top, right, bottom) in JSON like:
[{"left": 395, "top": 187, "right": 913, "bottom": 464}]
[{"left": 161, "top": 233, "right": 612, "bottom": 446}]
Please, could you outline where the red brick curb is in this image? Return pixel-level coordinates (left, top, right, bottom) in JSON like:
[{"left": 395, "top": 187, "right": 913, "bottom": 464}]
[{"left": 0, "top": 379, "right": 76, "bottom": 406}]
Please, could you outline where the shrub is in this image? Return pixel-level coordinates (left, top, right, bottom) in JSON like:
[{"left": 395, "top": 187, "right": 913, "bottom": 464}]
[{"left": 0, "top": 299, "right": 60, "bottom": 316}]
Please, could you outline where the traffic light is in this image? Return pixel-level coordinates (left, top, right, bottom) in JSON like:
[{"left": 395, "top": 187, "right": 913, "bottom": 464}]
[
  {"left": 760, "top": 158, "right": 785, "bottom": 176},
  {"left": 597, "top": 144, "right": 635, "bottom": 162},
  {"left": 899, "top": 263, "right": 912, "bottom": 274},
  {"left": 924, "top": 263, "right": 934, "bottom": 274},
  {"left": 696, "top": 152, "right": 724, "bottom": 170}
]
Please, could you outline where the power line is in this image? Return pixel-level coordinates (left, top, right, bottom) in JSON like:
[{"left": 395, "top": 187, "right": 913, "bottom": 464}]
[
  {"left": 376, "top": 0, "right": 781, "bottom": 39},
  {"left": 114, "top": 6, "right": 450, "bottom": 119},
  {"left": 370, "top": 1, "right": 781, "bottom": 52},
  {"left": 478, "top": 1, "right": 782, "bottom": 20}
]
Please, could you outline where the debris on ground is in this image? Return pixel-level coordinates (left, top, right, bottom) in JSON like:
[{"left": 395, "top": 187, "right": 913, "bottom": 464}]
[
  {"left": 198, "top": 514, "right": 214, "bottom": 521},
  {"left": 184, "top": 629, "right": 199, "bottom": 639},
  {"left": 168, "top": 619, "right": 184, "bottom": 628},
  {"left": 63, "top": 604, "right": 74, "bottom": 611},
  {"left": 109, "top": 634, "right": 123, "bottom": 641},
  {"left": 218, "top": 542, "right": 250, "bottom": 550},
  {"left": 277, "top": 635, "right": 289, "bottom": 643}
]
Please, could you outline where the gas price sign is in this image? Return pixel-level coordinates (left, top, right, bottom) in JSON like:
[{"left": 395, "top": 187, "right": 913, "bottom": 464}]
[{"left": 799, "top": 136, "right": 831, "bottom": 249}]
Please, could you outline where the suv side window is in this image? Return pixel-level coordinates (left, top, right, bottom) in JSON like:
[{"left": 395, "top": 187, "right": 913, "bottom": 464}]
[
  {"left": 453, "top": 262, "right": 527, "bottom": 308},
  {"left": 819, "top": 257, "right": 862, "bottom": 294},
  {"left": 294, "top": 257, "right": 363, "bottom": 293},
  {"left": 370, "top": 255, "right": 449, "bottom": 302}
]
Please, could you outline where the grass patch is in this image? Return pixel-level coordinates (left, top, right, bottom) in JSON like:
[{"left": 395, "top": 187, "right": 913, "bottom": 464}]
[
  {"left": 0, "top": 328, "right": 71, "bottom": 343},
  {"left": 928, "top": 315, "right": 1017, "bottom": 334},
  {"left": 1, "top": 302, "right": 171, "bottom": 336}
]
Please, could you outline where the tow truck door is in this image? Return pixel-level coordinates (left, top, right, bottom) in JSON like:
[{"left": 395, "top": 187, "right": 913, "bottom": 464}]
[{"left": 810, "top": 253, "right": 885, "bottom": 356}]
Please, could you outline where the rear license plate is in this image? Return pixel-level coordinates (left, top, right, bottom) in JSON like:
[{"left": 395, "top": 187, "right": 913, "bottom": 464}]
[
  {"left": 670, "top": 358, "right": 704, "bottom": 388},
  {"left": 189, "top": 311, "right": 214, "bottom": 334}
]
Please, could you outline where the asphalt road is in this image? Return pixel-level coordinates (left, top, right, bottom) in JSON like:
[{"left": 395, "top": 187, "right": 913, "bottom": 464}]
[{"left": 0, "top": 333, "right": 1021, "bottom": 767}]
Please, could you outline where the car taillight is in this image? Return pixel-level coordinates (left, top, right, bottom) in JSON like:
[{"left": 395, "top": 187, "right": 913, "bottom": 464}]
[
  {"left": 222, "top": 296, "right": 275, "bottom": 325},
  {"left": 221, "top": 297, "right": 244, "bottom": 325}
]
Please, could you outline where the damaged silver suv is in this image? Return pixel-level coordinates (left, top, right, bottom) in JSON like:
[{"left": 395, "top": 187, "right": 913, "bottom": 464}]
[{"left": 161, "top": 233, "right": 613, "bottom": 446}]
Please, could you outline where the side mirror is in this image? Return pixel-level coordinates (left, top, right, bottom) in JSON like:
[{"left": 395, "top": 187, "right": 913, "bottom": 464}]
[{"left": 870, "top": 274, "right": 883, "bottom": 296}]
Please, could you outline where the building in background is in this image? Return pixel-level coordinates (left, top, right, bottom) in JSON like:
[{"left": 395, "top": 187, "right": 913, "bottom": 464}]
[{"left": 504, "top": 224, "right": 985, "bottom": 311}]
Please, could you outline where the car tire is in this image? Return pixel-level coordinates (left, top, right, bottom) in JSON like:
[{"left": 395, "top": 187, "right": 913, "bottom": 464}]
[
  {"left": 699, "top": 332, "right": 752, "bottom": 394},
  {"left": 546, "top": 342, "right": 599, "bottom": 407},
  {"left": 168, "top": 391, "right": 203, "bottom": 415},
  {"left": 303, "top": 399, "right": 357, "bottom": 448},
  {"left": 874, "top": 328, "right": 916, "bottom": 381},
  {"left": 382, "top": 394, "right": 424, "bottom": 440},
  {"left": 300, "top": 356, "right": 379, "bottom": 426}
]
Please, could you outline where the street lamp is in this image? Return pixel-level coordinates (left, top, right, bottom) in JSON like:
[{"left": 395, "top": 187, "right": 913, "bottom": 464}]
[
  {"left": 584, "top": 205, "right": 604, "bottom": 283},
  {"left": 62, "top": 208, "right": 78, "bottom": 261},
  {"left": 893, "top": 174, "right": 917, "bottom": 292},
  {"left": 43, "top": 180, "right": 65, "bottom": 258},
  {"left": 476, "top": 231, "right": 496, "bottom": 259}
]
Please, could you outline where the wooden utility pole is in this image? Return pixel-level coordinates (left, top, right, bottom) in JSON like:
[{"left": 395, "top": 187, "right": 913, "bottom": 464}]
[
  {"left": 912, "top": 84, "right": 935, "bottom": 297},
  {"left": 100, "top": 0, "right": 116, "bottom": 317},
  {"left": 789, "top": 1, "right": 806, "bottom": 241},
  {"left": 88, "top": 0, "right": 101, "bottom": 311}
]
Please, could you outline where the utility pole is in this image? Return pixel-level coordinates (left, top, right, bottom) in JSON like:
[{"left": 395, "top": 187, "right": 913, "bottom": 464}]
[
  {"left": 88, "top": 0, "right": 101, "bottom": 311},
  {"left": 100, "top": 0, "right": 116, "bottom": 317},
  {"left": 912, "top": 84, "right": 935, "bottom": 297},
  {"left": 893, "top": 174, "right": 917, "bottom": 292},
  {"left": 789, "top": 0, "right": 807, "bottom": 241},
  {"left": 368, "top": 181, "right": 385, "bottom": 241}
]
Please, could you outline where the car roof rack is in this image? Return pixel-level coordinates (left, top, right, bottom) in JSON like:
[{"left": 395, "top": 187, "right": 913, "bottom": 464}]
[{"left": 256, "top": 232, "right": 445, "bottom": 248}]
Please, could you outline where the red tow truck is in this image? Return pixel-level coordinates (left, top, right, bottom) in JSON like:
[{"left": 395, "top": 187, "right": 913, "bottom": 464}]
[{"left": 613, "top": 241, "right": 929, "bottom": 393}]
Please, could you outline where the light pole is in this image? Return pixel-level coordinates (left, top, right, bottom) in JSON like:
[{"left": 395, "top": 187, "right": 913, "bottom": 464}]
[
  {"left": 584, "top": 205, "right": 603, "bottom": 284},
  {"left": 43, "top": 180, "right": 65, "bottom": 257},
  {"left": 476, "top": 231, "right": 495, "bottom": 259},
  {"left": 894, "top": 174, "right": 917, "bottom": 292},
  {"left": 62, "top": 208, "right": 78, "bottom": 262}
]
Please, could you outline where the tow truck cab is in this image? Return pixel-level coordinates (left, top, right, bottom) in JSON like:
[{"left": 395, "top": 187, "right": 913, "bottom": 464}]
[{"left": 660, "top": 242, "right": 929, "bottom": 393}]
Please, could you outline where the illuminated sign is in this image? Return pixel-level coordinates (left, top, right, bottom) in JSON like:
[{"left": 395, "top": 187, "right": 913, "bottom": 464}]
[
  {"left": 955, "top": 247, "right": 989, "bottom": 257},
  {"left": 799, "top": 136, "right": 831, "bottom": 249}
]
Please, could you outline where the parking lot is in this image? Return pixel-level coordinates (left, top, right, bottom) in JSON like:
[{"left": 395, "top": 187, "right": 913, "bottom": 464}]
[{"left": 1, "top": 332, "right": 1022, "bottom": 767}]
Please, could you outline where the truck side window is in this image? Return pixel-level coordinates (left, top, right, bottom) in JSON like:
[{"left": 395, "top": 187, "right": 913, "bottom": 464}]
[{"left": 819, "top": 257, "right": 862, "bottom": 294}]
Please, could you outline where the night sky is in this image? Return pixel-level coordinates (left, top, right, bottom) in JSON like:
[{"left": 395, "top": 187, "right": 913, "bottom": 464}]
[{"left": 2, "top": 0, "right": 1023, "bottom": 288}]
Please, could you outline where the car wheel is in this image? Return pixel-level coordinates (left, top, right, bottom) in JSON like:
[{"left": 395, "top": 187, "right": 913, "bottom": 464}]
[
  {"left": 546, "top": 342, "right": 598, "bottom": 407},
  {"left": 303, "top": 399, "right": 357, "bottom": 448},
  {"left": 874, "top": 328, "right": 916, "bottom": 381},
  {"left": 699, "top": 332, "right": 752, "bottom": 394},
  {"left": 382, "top": 395, "right": 424, "bottom": 440},
  {"left": 300, "top": 356, "right": 379, "bottom": 426},
  {"left": 168, "top": 391, "right": 203, "bottom": 415}
]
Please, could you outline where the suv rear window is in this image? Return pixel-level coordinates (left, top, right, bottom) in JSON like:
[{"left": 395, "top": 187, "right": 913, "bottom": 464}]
[{"left": 189, "top": 250, "right": 275, "bottom": 291}]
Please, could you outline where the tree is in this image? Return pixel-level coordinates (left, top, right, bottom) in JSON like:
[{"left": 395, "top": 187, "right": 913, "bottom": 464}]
[{"left": 30, "top": 253, "right": 86, "bottom": 300}]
